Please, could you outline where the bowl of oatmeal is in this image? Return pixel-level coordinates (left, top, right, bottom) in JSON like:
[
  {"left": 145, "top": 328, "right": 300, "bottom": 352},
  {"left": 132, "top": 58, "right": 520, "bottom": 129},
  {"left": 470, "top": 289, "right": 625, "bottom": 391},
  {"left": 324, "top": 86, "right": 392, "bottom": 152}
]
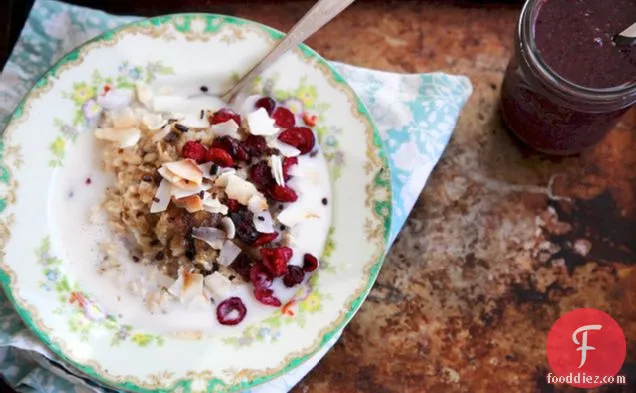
[
  {"left": 0, "top": 13, "right": 391, "bottom": 393},
  {"left": 93, "top": 89, "right": 332, "bottom": 325}
]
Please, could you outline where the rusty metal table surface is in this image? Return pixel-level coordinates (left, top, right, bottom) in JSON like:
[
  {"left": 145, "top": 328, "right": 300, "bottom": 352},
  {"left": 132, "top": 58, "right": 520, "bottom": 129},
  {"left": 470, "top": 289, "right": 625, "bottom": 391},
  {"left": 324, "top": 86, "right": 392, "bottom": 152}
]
[{"left": 1, "top": 1, "right": 635, "bottom": 392}]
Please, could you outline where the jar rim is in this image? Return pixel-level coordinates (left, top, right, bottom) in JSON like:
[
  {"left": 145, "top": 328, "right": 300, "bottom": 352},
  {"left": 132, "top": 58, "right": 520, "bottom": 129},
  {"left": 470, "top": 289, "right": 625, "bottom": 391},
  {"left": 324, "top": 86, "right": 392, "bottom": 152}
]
[{"left": 519, "top": 0, "right": 636, "bottom": 104}]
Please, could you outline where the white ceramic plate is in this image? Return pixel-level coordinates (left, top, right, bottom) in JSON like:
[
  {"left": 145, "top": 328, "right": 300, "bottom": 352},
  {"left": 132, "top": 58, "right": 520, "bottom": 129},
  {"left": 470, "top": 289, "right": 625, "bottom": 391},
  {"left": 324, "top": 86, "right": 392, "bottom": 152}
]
[{"left": 0, "top": 14, "right": 391, "bottom": 393}]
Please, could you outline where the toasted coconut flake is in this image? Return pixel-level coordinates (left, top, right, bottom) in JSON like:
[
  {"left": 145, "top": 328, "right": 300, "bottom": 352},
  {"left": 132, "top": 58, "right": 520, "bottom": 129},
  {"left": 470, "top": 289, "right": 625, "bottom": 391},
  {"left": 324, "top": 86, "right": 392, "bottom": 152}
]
[
  {"left": 97, "top": 88, "right": 134, "bottom": 110},
  {"left": 203, "top": 272, "right": 234, "bottom": 300},
  {"left": 247, "top": 193, "right": 268, "bottom": 213},
  {"left": 174, "top": 194, "right": 203, "bottom": 213},
  {"left": 167, "top": 268, "right": 204, "bottom": 304},
  {"left": 158, "top": 166, "right": 180, "bottom": 184},
  {"left": 220, "top": 217, "right": 236, "bottom": 239},
  {"left": 150, "top": 179, "right": 172, "bottom": 213},
  {"left": 277, "top": 204, "right": 320, "bottom": 226},
  {"left": 151, "top": 125, "right": 171, "bottom": 143},
  {"left": 95, "top": 127, "right": 141, "bottom": 148},
  {"left": 277, "top": 205, "right": 307, "bottom": 228},
  {"left": 177, "top": 112, "right": 210, "bottom": 129},
  {"left": 213, "top": 168, "right": 236, "bottom": 187},
  {"left": 173, "top": 179, "right": 200, "bottom": 191},
  {"left": 235, "top": 94, "right": 261, "bottom": 115},
  {"left": 135, "top": 82, "right": 154, "bottom": 108},
  {"left": 225, "top": 174, "right": 259, "bottom": 205},
  {"left": 269, "top": 155, "right": 285, "bottom": 187},
  {"left": 158, "top": 167, "right": 199, "bottom": 190},
  {"left": 192, "top": 227, "right": 226, "bottom": 249},
  {"left": 218, "top": 241, "right": 241, "bottom": 266},
  {"left": 153, "top": 95, "right": 187, "bottom": 113},
  {"left": 119, "top": 129, "right": 141, "bottom": 148},
  {"left": 171, "top": 183, "right": 211, "bottom": 199},
  {"left": 253, "top": 210, "right": 275, "bottom": 233},
  {"left": 202, "top": 195, "right": 229, "bottom": 215},
  {"left": 141, "top": 113, "right": 165, "bottom": 131},
  {"left": 198, "top": 162, "right": 220, "bottom": 180},
  {"left": 111, "top": 107, "right": 138, "bottom": 129},
  {"left": 211, "top": 119, "right": 241, "bottom": 139},
  {"left": 163, "top": 159, "right": 203, "bottom": 185},
  {"left": 247, "top": 108, "right": 280, "bottom": 136},
  {"left": 268, "top": 137, "right": 301, "bottom": 157}
]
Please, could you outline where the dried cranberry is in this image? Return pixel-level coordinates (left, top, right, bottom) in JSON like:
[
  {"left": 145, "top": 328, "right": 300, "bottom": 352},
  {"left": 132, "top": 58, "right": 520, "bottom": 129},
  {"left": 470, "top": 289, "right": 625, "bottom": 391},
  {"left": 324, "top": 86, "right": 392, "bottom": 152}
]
[
  {"left": 254, "top": 97, "right": 276, "bottom": 115},
  {"left": 250, "top": 263, "right": 273, "bottom": 289},
  {"left": 278, "top": 127, "right": 315, "bottom": 154},
  {"left": 229, "top": 210, "right": 259, "bottom": 244},
  {"left": 249, "top": 161, "right": 275, "bottom": 190},
  {"left": 283, "top": 265, "right": 305, "bottom": 287},
  {"left": 252, "top": 232, "right": 278, "bottom": 246},
  {"left": 260, "top": 246, "right": 293, "bottom": 277},
  {"left": 181, "top": 141, "right": 208, "bottom": 163},
  {"left": 230, "top": 253, "right": 254, "bottom": 281},
  {"left": 206, "top": 148, "right": 234, "bottom": 167},
  {"left": 303, "top": 253, "right": 319, "bottom": 272},
  {"left": 226, "top": 199, "right": 240, "bottom": 212},
  {"left": 282, "top": 157, "right": 298, "bottom": 181},
  {"left": 216, "top": 297, "right": 247, "bottom": 325},
  {"left": 268, "top": 185, "right": 298, "bottom": 202},
  {"left": 209, "top": 108, "right": 241, "bottom": 126},
  {"left": 254, "top": 287, "right": 281, "bottom": 307},
  {"left": 302, "top": 112, "right": 318, "bottom": 127},
  {"left": 242, "top": 135, "right": 268, "bottom": 158},
  {"left": 272, "top": 107, "right": 296, "bottom": 128},
  {"left": 212, "top": 136, "right": 249, "bottom": 161}
]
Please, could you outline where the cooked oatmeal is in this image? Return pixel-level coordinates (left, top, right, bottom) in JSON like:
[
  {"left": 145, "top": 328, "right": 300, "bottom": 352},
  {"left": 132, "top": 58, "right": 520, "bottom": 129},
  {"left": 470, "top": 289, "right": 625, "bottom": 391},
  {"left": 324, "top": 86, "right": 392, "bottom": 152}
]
[{"left": 92, "top": 84, "right": 329, "bottom": 325}]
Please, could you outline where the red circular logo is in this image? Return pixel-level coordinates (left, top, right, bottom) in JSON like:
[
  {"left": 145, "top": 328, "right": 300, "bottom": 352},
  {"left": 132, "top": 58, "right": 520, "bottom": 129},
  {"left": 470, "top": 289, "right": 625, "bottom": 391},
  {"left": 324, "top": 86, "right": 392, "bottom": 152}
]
[{"left": 546, "top": 308, "right": 626, "bottom": 388}]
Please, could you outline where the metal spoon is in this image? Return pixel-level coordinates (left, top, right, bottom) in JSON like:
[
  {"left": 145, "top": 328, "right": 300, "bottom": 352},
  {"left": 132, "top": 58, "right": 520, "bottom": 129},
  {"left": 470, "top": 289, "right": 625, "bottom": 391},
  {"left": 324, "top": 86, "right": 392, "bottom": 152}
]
[
  {"left": 614, "top": 21, "right": 636, "bottom": 47},
  {"left": 221, "top": 0, "right": 356, "bottom": 104}
]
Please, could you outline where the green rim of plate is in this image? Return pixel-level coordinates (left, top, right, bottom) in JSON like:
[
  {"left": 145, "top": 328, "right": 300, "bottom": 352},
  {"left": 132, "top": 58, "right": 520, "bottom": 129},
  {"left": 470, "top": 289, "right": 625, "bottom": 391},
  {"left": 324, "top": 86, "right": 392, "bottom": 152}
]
[{"left": 0, "top": 13, "right": 392, "bottom": 393}]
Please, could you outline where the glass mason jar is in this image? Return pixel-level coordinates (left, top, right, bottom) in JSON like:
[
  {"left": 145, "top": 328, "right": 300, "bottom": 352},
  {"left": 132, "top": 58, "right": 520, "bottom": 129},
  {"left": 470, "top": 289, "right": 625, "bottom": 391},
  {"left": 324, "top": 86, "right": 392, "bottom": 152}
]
[{"left": 500, "top": 0, "right": 636, "bottom": 155}]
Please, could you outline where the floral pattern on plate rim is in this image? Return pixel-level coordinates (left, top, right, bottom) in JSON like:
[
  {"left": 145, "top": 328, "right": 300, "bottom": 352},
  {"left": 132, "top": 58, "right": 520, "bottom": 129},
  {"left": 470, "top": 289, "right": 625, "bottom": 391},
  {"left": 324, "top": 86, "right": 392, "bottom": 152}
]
[{"left": 0, "top": 13, "right": 392, "bottom": 393}]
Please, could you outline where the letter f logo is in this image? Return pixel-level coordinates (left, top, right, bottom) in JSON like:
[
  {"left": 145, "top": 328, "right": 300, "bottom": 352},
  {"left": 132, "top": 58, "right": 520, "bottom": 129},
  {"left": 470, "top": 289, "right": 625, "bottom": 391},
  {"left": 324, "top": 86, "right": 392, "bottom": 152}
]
[{"left": 572, "top": 325, "right": 602, "bottom": 368}]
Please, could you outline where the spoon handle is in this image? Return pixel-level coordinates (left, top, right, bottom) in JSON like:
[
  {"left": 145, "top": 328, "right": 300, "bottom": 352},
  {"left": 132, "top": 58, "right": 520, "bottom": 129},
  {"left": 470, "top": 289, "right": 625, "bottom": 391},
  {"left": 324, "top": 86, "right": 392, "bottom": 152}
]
[{"left": 222, "top": 0, "right": 356, "bottom": 103}]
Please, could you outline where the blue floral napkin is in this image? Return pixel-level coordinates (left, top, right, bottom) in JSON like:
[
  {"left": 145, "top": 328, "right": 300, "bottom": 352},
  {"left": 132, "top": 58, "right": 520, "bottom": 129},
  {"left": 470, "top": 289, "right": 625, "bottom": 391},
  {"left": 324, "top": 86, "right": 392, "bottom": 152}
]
[{"left": 0, "top": 1, "right": 472, "bottom": 392}]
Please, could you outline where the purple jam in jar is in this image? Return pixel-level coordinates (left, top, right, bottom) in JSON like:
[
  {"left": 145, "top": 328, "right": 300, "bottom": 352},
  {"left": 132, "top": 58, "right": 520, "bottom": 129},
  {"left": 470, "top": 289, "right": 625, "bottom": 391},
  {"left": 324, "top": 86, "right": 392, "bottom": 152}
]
[{"left": 501, "top": 0, "right": 636, "bottom": 155}]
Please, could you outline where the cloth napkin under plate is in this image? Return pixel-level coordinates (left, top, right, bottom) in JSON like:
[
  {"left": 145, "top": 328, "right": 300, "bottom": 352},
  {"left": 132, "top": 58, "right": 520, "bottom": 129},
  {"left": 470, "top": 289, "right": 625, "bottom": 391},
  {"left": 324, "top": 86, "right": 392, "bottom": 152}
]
[{"left": 0, "top": 1, "right": 473, "bottom": 392}]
